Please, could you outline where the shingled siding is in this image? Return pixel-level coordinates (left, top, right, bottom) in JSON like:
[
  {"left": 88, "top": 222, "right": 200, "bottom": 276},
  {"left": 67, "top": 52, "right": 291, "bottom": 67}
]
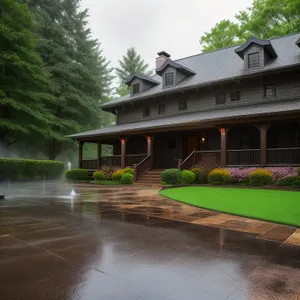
[{"left": 117, "top": 70, "right": 300, "bottom": 125}]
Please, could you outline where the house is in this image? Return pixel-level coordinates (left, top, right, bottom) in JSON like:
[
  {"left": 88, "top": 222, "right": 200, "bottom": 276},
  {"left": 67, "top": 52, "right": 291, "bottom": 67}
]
[{"left": 69, "top": 33, "right": 300, "bottom": 180}]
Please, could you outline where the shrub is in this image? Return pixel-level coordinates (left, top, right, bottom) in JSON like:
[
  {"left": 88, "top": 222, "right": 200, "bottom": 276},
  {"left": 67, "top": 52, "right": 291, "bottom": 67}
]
[
  {"left": 112, "top": 169, "right": 125, "bottom": 181},
  {"left": 98, "top": 165, "right": 115, "bottom": 179},
  {"left": 276, "top": 176, "right": 299, "bottom": 186},
  {"left": 248, "top": 169, "right": 273, "bottom": 186},
  {"left": 208, "top": 168, "right": 231, "bottom": 185},
  {"left": 292, "top": 179, "right": 300, "bottom": 188},
  {"left": 191, "top": 168, "right": 209, "bottom": 184},
  {"left": 297, "top": 167, "right": 300, "bottom": 176},
  {"left": 266, "top": 167, "right": 298, "bottom": 180},
  {"left": 120, "top": 173, "right": 134, "bottom": 184},
  {"left": 93, "top": 171, "right": 105, "bottom": 181},
  {"left": 65, "top": 169, "right": 89, "bottom": 181},
  {"left": 182, "top": 170, "right": 196, "bottom": 184},
  {"left": 160, "top": 169, "right": 182, "bottom": 185},
  {"left": 123, "top": 167, "right": 134, "bottom": 175},
  {"left": 0, "top": 157, "right": 64, "bottom": 180}
]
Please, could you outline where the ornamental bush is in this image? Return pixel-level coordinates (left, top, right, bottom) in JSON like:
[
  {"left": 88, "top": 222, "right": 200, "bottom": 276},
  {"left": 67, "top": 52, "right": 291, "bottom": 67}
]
[
  {"left": 248, "top": 169, "right": 273, "bottom": 186},
  {"left": 297, "top": 167, "right": 300, "bottom": 176},
  {"left": 160, "top": 169, "right": 182, "bottom": 185},
  {"left": 123, "top": 167, "right": 134, "bottom": 175},
  {"left": 98, "top": 165, "right": 115, "bottom": 179},
  {"left": 208, "top": 168, "right": 231, "bottom": 185},
  {"left": 93, "top": 171, "right": 105, "bottom": 181},
  {"left": 65, "top": 169, "right": 89, "bottom": 181},
  {"left": 112, "top": 169, "right": 125, "bottom": 181},
  {"left": 0, "top": 157, "right": 64, "bottom": 180},
  {"left": 120, "top": 173, "right": 134, "bottom": 184},
  {"left": 191, "top": 168, "right": 209, "bottom": 184},
  {"left": 276, "top": 176, "right": 299, "bottom": 186},
  {"left": 292, "top": 179, "right": 300, "bottom": 188},
  {"left": 182, "top": 170, "right": 196, "bottom": 184}
]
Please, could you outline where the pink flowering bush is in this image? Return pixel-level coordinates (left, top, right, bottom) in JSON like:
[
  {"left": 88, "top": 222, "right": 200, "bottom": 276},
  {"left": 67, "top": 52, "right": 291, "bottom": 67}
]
[{"left": 226, "top": 167, "right": 298, "bottom": 183}]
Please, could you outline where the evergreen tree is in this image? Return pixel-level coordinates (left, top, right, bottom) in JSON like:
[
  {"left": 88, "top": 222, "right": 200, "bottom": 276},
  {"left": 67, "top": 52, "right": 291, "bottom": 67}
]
[
  {"left": 115, "top": 47, "right": 152, "bottom": 97},
  {"left": 23, "top": 0, "right": 113, "bottom": 159},
  {"left": 0, "top": 0, "right": 55, "bottom": 149}
]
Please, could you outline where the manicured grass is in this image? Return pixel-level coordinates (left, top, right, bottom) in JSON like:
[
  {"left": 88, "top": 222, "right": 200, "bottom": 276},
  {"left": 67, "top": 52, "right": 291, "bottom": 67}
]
[{"left": 159, "top": 186, "right": 300, "bottom": 227}]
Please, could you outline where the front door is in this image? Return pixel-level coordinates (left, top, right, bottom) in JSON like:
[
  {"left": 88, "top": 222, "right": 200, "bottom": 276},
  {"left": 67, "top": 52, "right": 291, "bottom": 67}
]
[{"left": 186, "top": 136, "right": 198, "bottom": 156}]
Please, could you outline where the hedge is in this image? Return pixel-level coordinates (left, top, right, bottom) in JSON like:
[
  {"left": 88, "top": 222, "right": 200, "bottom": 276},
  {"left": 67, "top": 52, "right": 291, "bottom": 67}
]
[
  {"left": 65, "top": 169, "right": 90, "bottom": 181},
  {"left": 160, "top": 169, "right": 182, "bottom": 185},
  {"left": 0, "top": 157, "right": 64, "bottom": 180},
  {"left": 120, "top": 173, "right": 134, "bottom": 184}
]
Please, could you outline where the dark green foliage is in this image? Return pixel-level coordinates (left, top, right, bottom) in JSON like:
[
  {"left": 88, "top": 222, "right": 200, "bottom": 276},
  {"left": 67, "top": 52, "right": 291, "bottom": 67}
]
[
  {"left": 276, "top": 176, "right": 300, "bottom": 186},
  {"left": 0, "top": 0, "right": 55, "bottom": 146},
  {"left": 161, "top": 169, "right": 182, "bottom": 185},
  {"left": 93, "top": 171, "right": 105, "bottom": 181},
  {"left": 99, "top": 166, "right": 115, "bottom": 180},
  {"left": 120, "top": 173, "right": 134, "bottom": 184},
  {"left": 292, "top": 179, "right": 300, "bottom": 188},
  {"left": 123, "top": 168, "right": 134, "bottom": 175},
  {"left": 65, "top": 169, "right": 89, "bottom": 181},
  {"left": 200, "top": 0, "right": 300, "bottom": 52},
  {"left": 297, "top": 168, "right": 300, "bottom": 176},
  {"left": 208, "top": 169, "right": 231, "bottom": 185},
  {"left": 0, "top": 158, "right": 64, "bottom": 180},
  {"left": 191, "top": 168, "right": 209, "bottom": 184},
  {"left": 182, "top": 170, "right": 196, "bottom": 184}
]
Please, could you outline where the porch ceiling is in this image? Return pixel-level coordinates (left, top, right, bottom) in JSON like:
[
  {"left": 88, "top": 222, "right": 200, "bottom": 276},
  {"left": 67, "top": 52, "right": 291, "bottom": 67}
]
[{"left": 69, "top": 99, "right": 300, "bottom": 140}]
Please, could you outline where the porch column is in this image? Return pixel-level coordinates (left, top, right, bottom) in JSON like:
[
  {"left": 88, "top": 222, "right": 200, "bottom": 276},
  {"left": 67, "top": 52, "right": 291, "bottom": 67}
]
[
  {"left": 147, "top": 136, "right": 152, "bottom": 155},
  {"left": 78, "top": 141, "right": 84, "bottom": 168},
  {"left": 260, "top": 124, "right": 270, "bottom": 166},
  {"left": 97, "top": 140, "right": 101, "bottom": 169},
  {"left": 220, "top": 128, "right": 227, "bottom": 166},
  {"left": 120, "top": 137, "right": 127, "bottom": 168}
]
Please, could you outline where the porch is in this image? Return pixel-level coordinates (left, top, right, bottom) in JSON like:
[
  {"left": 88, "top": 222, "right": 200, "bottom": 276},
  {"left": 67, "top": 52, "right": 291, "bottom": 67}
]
[{"left": 78, "top": 121, "right": 300, "bottom": 178}]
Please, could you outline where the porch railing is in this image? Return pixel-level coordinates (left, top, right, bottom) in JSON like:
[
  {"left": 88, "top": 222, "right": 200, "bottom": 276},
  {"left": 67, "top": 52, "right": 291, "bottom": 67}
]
[
  {"left": 180, "top": 150, "right": 196, "bottom": 170},
  {"left": 125, "top": 154, "right": 148, "bottom": 166},
  {"left": 134, "top": 155, "right": 151, "bottom": 181},
  {"left": 99, "top": 155, "right": 121, "bottom": 167},
  {"left": 227, "top": 149, "right": 260, "bottom": 166},
  {"left": 195, "top": 150, "right": 221, "bottom": 166},
  {"left": 267, "top": 147, "right": 300, "bottom": 165},
  {"left": 82, "top": 159, "right": 97, "bottom": 169}
]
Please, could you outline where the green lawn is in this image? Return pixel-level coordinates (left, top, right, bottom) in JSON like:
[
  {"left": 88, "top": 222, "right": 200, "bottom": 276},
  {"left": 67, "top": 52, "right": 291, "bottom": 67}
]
[{"left": 159, "top": 187, "right": 300, "bottom": 227}]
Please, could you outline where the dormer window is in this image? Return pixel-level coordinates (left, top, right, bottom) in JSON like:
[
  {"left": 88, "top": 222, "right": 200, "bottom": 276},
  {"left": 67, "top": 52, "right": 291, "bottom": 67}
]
[
  {"left": 132, "top": 83, "right": 140, "bottom": 95},
  {"left": 265, "top": 84, "right": 276, "bottom": 98},
  {"left": 158, "top": 104, "right": 165, "bottom": 114},
  {"left": 164, "top": 72, "right": 174, "bottom": 87},
  {"left": 248, "top": 52, "right": 260, "bottom": 69},
  {"left": 143, "top": 107, "right": 150, "bottom": 117}
]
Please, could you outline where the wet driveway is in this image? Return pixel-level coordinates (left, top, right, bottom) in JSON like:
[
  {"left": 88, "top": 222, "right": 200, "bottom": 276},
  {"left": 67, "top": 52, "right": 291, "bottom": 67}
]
[{"left": 0, "top": 181, "right": 300, "bottom": 300}]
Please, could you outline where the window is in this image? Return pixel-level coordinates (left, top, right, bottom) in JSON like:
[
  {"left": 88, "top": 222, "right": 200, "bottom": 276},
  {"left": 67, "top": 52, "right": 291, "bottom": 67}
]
[
  {"left": 265, "top": 84, "right": 276, "bottom": 98},
  {"left": 231, "top": 91, "right": 240, "bottom": 101},
  {"left": 158, "top": 104, "right": 165, "bottom": 114},
  {"left": 216, "top": 93, "right": 226, "bottom": 105},
  {"left": 132, "top": 83, "right": 140, "bottom": 95},
  {"left": 168, "top": 139, "right": 176, "bottom": 149},
  {"left": 248, "top": 52, "right": 260, "bottom": 69},
  {"left": 143, "top": 107, "right": 150, "bottom": 117},
  {"left": 178, "top": 100, "right": 187, "bottom": 111},
  {"left": 164, "top": 72, "right": 174, "bottom": 87}
]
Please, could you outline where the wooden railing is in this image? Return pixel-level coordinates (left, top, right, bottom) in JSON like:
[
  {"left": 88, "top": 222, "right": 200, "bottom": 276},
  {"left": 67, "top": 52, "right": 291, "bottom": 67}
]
[
  {"left": 267, "top": 147, "right": 300, "bottom": 165},
  {"left": 82, "top": 159, "right": 97, "bottom": 169},
  {"left": 99, "top": 155, "right": 121, "bottom": 167},
  {"left": 134, "top": 155, "right": 151, "bottom": 181},
  {"left": 195, "top": 150, "right": 221, "bottom": 166},
  {"left": 125, "top": 154, "right": 148, "bottom": 166},
  {"left": 180, "top": 150, "right": 196, "bottom": 170},
  {"left": 227, "top": 149, "right": 260, "bottom": 166}
]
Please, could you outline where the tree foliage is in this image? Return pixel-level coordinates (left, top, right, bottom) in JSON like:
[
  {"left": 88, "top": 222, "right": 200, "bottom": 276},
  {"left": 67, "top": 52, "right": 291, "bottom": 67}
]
[
  {"left": 22, "top": 0, "right": 114, "bottom": 159},
  {"left": 115, "top": 47, "right": 152, "bottom": 97},
  {"left": 200, "top": 0, "right": 300, "bottom": 52},
  {"left": 0, "top": 0, "right": 55, "bottom": 147}
]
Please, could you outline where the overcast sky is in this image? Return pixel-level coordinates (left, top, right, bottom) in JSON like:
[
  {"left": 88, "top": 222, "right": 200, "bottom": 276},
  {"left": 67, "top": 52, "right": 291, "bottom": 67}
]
[{"left": 81, "top": 0, "right": 252, "bottom": 80}]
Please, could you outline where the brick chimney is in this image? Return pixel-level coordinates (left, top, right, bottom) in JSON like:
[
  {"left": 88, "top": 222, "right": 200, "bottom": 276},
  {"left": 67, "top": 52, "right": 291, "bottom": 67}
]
[{"left": 156, "top": 51, "right": 171, "bottom": 70}]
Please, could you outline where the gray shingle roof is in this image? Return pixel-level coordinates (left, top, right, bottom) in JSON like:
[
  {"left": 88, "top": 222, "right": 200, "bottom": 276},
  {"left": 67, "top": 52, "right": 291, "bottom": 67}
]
[
  {"left": 155, "top": 59, "right": 196, "bottom": 76},
  {"left": 103, "top": 33, "right": 300, "bottom": 110},
  {"left": 69, "top": 99, "right": 300, "bottom": 139},
  {"left": 123, "top": 74, "right": 159, "bottom": 85}
]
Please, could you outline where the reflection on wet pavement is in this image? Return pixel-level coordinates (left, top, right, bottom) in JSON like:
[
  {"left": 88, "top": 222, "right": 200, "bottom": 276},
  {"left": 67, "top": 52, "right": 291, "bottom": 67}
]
[{"left": 0, "top": 180, "right": 300, "bottom": 300}]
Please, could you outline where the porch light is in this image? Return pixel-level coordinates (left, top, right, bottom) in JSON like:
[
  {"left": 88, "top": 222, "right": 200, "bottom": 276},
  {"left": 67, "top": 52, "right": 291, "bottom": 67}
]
[
  {"left": 147, "top": 136, "right": 151, "bottom": 141},
  {"left": 201, "top": 137, "right": 205, "bottom": 142},
  {"left": 220, "top": 128, "right": 225, "bottom": 134},
  {"left": 121, "top": 138, "right": 125, "bottom": 143}
]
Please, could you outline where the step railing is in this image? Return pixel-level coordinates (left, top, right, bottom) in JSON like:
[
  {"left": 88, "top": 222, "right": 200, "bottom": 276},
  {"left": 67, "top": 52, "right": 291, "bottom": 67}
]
[
  {"left": 179, "top": 150, "right": 196, "bottom": 170},
  {"left": 125, "top": 153, "right": 148, "bottom": 166},
  {"left": 134, "top": 155, "right": 151, "bottom": 181}
]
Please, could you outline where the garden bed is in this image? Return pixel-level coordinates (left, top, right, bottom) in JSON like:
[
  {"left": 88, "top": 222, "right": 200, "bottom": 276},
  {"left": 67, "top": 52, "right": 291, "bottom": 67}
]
[{"left": 160, "top": 186, "right": 300, "bottom": 227}]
